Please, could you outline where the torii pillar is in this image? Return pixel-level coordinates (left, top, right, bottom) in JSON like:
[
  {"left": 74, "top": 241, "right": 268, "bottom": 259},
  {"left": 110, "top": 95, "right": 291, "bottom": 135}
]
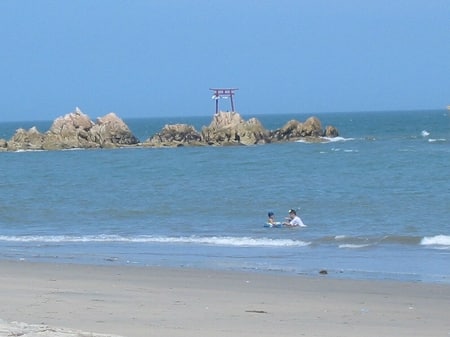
[{"left": 210, "top": 88, "right": 238, "bottom": 114}]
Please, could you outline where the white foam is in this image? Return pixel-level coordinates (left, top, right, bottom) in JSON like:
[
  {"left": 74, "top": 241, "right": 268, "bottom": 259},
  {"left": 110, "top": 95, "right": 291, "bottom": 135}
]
[
  {"left": 428, "top": 138, "right": 446, "bottom": 143},
  {"left": 421, "top": 130, "right": 430, "bottom": 137},
  {"left": 0, "top": 320, "right": 125, "bottom": 337},
  {"left": 295, "top": 137, "right": 355, "bottom": 144},
  {"left": 0, "top": 235, "right": 309, "bottom": 248},
  {"left": 15, "top": 149, "right": 46, "bottom": 153},
  {"left": 420, "top": 235, "right": 450, "bottom": 246},
  {"left": 339, "top": 244, "right": 371, "bottom": 249},
  {"left": 322, "top": 136, "right": 355, "bottom": 143}
]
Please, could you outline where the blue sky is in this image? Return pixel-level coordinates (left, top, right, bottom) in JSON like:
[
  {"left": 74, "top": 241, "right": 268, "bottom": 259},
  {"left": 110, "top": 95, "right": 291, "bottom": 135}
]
[{"left": 1, "top": 0, "right": 449, "bottom": 121}]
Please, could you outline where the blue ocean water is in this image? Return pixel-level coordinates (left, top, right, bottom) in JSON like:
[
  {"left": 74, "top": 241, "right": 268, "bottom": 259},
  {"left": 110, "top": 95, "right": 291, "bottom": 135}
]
[{"left": 0, "top": 110, "right": 449, "bottom": 283}]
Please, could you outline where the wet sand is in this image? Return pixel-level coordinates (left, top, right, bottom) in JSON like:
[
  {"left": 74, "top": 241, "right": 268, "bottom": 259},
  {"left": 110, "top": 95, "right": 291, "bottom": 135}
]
[{"left": 0, "top": 260, "right": 449, "bottom": 337}]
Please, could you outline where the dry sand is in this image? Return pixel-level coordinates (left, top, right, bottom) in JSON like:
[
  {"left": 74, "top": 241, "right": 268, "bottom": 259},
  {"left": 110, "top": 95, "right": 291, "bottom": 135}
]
[{"left": 0, "top": 260, "right": 449, "bottom": 337}]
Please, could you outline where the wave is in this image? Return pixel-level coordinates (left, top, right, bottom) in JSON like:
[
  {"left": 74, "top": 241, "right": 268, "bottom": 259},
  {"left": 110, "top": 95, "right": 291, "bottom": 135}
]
[
  {"left": 332, "top": 234, "right": 450, "bottom": 249},
  {"left": 15, "top": 149, "right": 46, "bottom": 153},
  {"left": 321, "top": 136, "right": 355, "bottom": 143},
  {"left": 296, "top": 136, "right": 356, "bottom": 144},
  {"left": 2, "top": 234, "right": 448, "bottom": 249},
  {"left": 428, "top": 138, "right": 447, "bottom": 143},
  {"left": 0, "top": 234, "right": 309, "bottom": 247},
  {"left": 338, "top": 244, "right": 372, "bottom": 249},
  {"left": 420, "top": 235, "right": 450, "bottom": 247},
  {"left": 315, "top": 234, "right": 426, "bottom": 248}
]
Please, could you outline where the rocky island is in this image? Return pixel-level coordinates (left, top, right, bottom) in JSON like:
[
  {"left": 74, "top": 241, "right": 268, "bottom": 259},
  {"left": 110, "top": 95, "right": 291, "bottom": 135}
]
[{"left": 0, "top": 108, "right": 339, "bottom": 151}]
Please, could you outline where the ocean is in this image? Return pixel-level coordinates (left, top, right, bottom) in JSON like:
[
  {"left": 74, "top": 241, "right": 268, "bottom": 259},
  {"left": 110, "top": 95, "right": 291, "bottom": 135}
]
[{"left": 0, "top": 109, "right": 449, "bottom": 283}]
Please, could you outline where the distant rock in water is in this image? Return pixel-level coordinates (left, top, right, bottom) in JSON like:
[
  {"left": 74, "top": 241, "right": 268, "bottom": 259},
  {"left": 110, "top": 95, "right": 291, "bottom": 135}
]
[
  {"left": 145, "top": 123, "right": 203, "bottom": 147},
  {"left": 0, "top": 109, "right": 339, "bottom": 151},
  {"left": 143, "top": 111, "right": 339, "bottom": 147},
  {"left": 270, "top": 116, "right": 323, "bottom": 142},
  {"left": 90, "top": 112, "right": 140, "bottom": 147},
  {"left": 6, "top": 126, "right": 45, "bottom": 151},
  {"left": 1, "top": 107, "right": 139, "bottom": 151},
  {"left": 325, "top": 125, "right": 339, "bottom": 138},
  {"left": 201, "top": 111, "right": 269, "bottom": 146}
]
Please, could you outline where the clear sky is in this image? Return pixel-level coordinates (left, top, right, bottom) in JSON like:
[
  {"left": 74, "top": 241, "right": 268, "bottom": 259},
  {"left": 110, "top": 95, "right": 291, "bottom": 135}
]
[{"left": 1, "top": 0, "right": 449, "bottom": 121}]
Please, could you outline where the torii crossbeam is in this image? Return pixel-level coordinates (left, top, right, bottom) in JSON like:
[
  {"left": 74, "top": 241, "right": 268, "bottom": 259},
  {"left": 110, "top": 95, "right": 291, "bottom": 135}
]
[{"left": 210, "top": 88, "right": 238, "bottom": 114}]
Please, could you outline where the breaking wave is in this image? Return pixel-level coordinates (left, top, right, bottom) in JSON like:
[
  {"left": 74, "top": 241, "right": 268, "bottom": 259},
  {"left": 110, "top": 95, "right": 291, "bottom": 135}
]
[
  {"left": 0, "top": 234, "right": 309, "bottom": 248},
  {"left": 420, "top": 235, "right": 450, "bottom": 248}
]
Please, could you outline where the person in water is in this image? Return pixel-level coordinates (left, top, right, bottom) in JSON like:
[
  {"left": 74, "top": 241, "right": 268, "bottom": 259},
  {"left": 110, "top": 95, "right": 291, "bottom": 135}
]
[
  {"left": 267, "top": 211, "right": 276, "bottom": 225},
  {"left": 283, "top": 209, "right": 306, "bottom": 227}
]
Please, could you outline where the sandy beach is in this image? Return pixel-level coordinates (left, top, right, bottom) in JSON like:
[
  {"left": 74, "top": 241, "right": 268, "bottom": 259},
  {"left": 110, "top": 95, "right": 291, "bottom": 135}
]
[{"left": 0, "top": 260, "right": 449, "bottom": 337}]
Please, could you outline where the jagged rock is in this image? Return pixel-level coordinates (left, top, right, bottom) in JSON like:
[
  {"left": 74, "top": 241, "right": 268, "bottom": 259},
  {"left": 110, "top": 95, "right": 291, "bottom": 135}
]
[
  {"left": 234, "top": 117, "right": 270, "bottom": 145},
  {"left": 7, "top": 127, "right": 45, "bottom": 151},
  {"left": 270, "top": 116, "right": 324, "bottom": 141},
  {"left": 272, "top": 119, "right": 303, "bottom": 141},
  {"left": 4, "top": 108, "right": 139, "bottom": 151},
  {"left": 43, "top": 108, "right": 139, "bottom": 150},
  {"left": 89, "top": 112, "right": 139, "bottom": 147},
  {"left": 143, "top": 124, "right": 203, "bottom": 147},
  {"left": 43, "top": 108, "right": 97, "bottom": 149},
  {"left": 2, "top": 109, "right": 340, "bottom": 151},
  {"left": 201, "top": 111, "right": 269, "bottom": 145},
  {"left": 0, "top": 139, "right": 7, "bottom": 151},
  {"left": 145, "top": 112, "right": 338, "bottom": 147},
  {"left": 325, "top": 125, "right": 339, "bottom": 137},
  {"left": 303, "top": 116, "right": 323, "bottom": 137},
  {"left": 50, "top": 107, "right": 94, "bottom": 133}
]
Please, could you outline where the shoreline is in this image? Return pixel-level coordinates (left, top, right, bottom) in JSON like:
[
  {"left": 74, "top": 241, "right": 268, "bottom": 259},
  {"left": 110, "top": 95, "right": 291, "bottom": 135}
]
[{"left": 1, "top": 260, "right": 449, "bottom": 337}]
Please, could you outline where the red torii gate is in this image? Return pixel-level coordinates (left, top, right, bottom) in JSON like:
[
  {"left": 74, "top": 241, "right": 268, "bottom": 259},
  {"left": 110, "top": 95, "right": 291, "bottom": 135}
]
[{"left": 210, "top": 88, "right": 238, "bottom": 114}]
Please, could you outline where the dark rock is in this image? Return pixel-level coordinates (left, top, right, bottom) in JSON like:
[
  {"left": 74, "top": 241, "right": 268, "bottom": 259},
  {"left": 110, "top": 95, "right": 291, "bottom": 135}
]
[{"left": 143, "top": 124, "right": 202, "bottom": 147}]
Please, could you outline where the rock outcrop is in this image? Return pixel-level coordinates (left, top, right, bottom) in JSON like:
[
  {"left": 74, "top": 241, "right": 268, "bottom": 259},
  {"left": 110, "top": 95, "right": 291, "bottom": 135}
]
[
  {"left": 201, "top": 112, "right": 269, "bottom": 146},
  {"left": 6, "top": 126, "right": 45, "bottom": 151},
  {"left": 2, "top": 109, "right": 339, "bottom": 151},
  {"left": 145, "top": 124, "right": 203, "bottom": 147},
  {"left": 0, "top": 139, "right": 7, "bottom": 151},
  {"left": 43, "top": 108, "right": 96, "bottom": 149},
  {"left": 5, "top": 126, "right": 44, "bottom": 151},
  {"left": 144, "top": 111, "right": 339, "bottom": 147},
  {"left": 89, "top": 112, "right": 139, "bottom": 147},
  {"left": 325, "top": 125, "right": 339, "bottom": 137},
  {"left": 4, "top": 108, "right": 139, "bottom": 151},
  {"left": 270, "top": 116, "right": 324, "bottom": 142}
]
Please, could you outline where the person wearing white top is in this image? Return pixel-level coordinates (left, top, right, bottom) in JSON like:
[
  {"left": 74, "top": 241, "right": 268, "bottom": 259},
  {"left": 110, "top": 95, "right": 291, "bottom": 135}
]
[{"left": 284, "top": 209, "right": 306, "bottom": 227}]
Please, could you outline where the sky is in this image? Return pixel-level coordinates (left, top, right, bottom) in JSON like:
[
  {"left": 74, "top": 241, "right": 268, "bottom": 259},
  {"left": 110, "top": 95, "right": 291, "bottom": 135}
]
[{"left": 0, "top": 0, "right": 449, "bottom": 121}]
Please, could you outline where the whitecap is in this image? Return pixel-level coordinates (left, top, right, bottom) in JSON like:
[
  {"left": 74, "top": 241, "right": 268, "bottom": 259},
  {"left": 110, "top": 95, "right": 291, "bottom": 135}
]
[
  {"left": 321, "top": 136, "right": 355, "bottom": 143},
  {"left": 421, "top": 130, "right": 430, "bottom": 137},
  {"left": 295, "top": 136, "right": 355, "bottom": 144},
  {"left": 339, "top": 244, "right": 371, "bottom": 249},
  {"left": 420, "top": 235, "right": 450, "bottom": 246},
  {"left": 0, "top": 234, "right": 310, "bottom": 248}
]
